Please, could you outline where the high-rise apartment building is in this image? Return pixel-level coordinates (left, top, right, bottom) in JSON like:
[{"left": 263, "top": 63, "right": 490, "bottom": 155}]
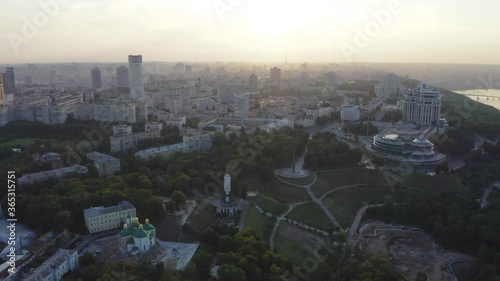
[
  {"left": 270, "top": 67, "right": 281, "bottom": 82},
  {"left": 116, "top": 66, "right": 129, "bottom": 88},
  {"left": 249, "top": 73, "right": 258, "bottom": 92},
  {"left": 234, "top": 93, "right": 249, "bottom": 119},
  {"left": 403, "top": 83, "right": 441, "bottom": 126},
  {"left": 3, "top": 67, "right": 16, "bottom": 95},
  {"left": 128, "top": 55, "right": 144, "bottom": 100},
  {"left": 91, "top": 67, "right": 102, "bottom": 89},
  {"left": 375, "top": 73, "right": 402, "bottom": 99}
]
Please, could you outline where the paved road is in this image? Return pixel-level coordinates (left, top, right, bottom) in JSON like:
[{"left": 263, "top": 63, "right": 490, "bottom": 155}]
[{"left": 347, "top": 204, "right": 383, "bottom": 245}]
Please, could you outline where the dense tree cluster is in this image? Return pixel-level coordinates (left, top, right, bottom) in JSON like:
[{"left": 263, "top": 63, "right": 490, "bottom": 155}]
[
  {"left": 381, "top": 110, "right": 403, "bottom": 123},
  {"left": 305, "top": 132, "right": 363, "bottom": 168},
  {"left": 432, "top": 128, "right": 475, "bottom": 157},
  {"left": 4, "top": 174, "right": 165, "bottom": 233},
  {"left": 342, "top": 122, "right": 378, "bottom": 137}
]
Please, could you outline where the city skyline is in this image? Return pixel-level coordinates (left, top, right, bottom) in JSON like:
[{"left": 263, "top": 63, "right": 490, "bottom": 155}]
[{"left": 1, "top": 0, "right": 500, "bottom": 64}]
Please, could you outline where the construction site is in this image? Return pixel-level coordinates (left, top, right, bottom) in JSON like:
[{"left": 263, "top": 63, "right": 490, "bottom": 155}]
[{"left": 354, "top": 222, "right": 474, "bottom": 281}]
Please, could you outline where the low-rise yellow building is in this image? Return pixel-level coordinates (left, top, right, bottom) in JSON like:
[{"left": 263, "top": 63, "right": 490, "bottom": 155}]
[{"left": 84, "top": 201, "right": 136, "bottom": 234}]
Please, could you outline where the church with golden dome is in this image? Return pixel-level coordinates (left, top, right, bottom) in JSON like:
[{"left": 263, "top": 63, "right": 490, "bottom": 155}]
[{"left": 118, "top": 216, "right": 156, "bottom": 254}]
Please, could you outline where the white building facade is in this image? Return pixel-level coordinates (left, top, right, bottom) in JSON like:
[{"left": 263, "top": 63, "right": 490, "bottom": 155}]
[
  {"left": 340, "top": 105, "right": 360, "bottom": 122},
  {"left": 403, "top": 83, "right": 441, "bottom": 126},
  {"left": 375, "top": 73, "right": 402, "bottom": 99},
  {"left": 128, "top": 55, "right": 144, "bottom": 100}
]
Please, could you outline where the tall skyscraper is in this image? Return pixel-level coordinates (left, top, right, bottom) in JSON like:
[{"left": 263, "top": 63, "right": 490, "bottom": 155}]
[
  {"left": 128, "top": 55, "right": 144, "bottom": 100},
  {"left": 3, "top": 67, "right": 16, "bottom": 95},
  {"left": 49, "top": 70, "right": 56, "bottom": 85},
  {"left": 234, "top": 93, "right": 249, "bottom": 119},
  {"left": 91, "top": 67, "right": 102, "bottom": 89},
  {"left": 270, "top": 67, "right": 281, "bottom": 82},
  {"left": 116, "top": 66, "right": 129, "bottom": 88},
  {"left": 185, "top": 65, "right": 192, "bottom": 74},
  {"left": 249, "top": 73, "right": 258, "bottom": 92},
  {"left": 0, "top": 75, "right": 5, "bottom": 106},
  {"left": 403, "top": 83, "right": 441, "bottom": 126},
  {"left": 375, "top": 73, "right": 401, "bottom": 99}
]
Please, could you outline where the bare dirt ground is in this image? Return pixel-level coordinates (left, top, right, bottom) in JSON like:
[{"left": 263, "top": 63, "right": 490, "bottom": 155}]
[
  {"left": 355, "top": 223, "right": 473, "bottom": 281},
  {"left": 278, "top": 222, "right": 327, "bottom": 255}
]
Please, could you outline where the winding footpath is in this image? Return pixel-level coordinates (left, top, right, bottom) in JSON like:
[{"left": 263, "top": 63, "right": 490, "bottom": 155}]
[{"left": 269, "top": 201, "right": 309, "bottom": 251}]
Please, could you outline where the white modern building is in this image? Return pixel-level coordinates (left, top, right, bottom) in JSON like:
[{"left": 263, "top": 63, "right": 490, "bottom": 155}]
[
  {"left": 84, "top": 201, "right": 136, "bottom": 234},
  {"left": 371, "top": 126, "right": 446, "bottom": 165},
  {"left": 403, "top": 83, "right": 441, "bottom": 126},
  {"left": 129, "top": 55, "right": 144, "bottom": 100},
  {"left": 340, "top": 105, "right": 360, "bottom": 122},
  {"left": 375, "top": 73, "right": 401, "bottom": 99},
  {"left": 234, "top": 93, "right": 249, "bottom": 119}
]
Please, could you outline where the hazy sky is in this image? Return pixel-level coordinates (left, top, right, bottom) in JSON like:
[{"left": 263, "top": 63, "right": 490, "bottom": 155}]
[{"left": 1, "top": 0, "right": 499, "bottom": 64}]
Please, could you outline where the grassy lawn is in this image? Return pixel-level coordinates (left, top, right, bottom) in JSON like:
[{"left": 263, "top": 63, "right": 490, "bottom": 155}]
[
  {"left": 323, "top": 185, "right": 415, "bottom": 228},
  {"left": 274, "top": 234, "right": 311, "bottom": 265},
  {"left": 247, "top": 194, "right": 286, "bottom": 215},
  {"left": 312, "top": 168, "right": 387, "bottom": 197},
  {"left": 286, "top": 203, "right": 334, "bottom": 232},
  {"left": 187, "top": 203, "right": 216, "bottom": 233},
  {"left": 245, "top": 206, "right": 273, "bottom": 240},
  {"left": 244, "top": 177, "right": 309, "bottom": 203}
]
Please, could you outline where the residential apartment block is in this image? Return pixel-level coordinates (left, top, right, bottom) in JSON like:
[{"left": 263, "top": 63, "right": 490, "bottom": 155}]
[
  {"left": 110, "top": 123, "right": 162, "bottom": 152},
  {"left": 87, "top": 151, "right": 121, "bottom": 177},
  {"left": 23, "top": 249, "right": 79, "bottom": 281}
]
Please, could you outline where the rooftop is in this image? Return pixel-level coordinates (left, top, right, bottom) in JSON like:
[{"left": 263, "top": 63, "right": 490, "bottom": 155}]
[
  {"left": 84, "top": 201, "right": 136, "bottom": 218},
  {"left": 135, "top": 143, "right": 184, "bottom": 156},
  {"left": 87, "top": 151, "right": 119, "bottom": 163},
  {"left": 17, "top": 165, "right": 88, "bottom": 185}
]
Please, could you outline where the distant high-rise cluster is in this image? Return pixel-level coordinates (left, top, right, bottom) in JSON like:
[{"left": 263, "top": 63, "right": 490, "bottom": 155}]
[
  {"left": 91, "top": 67, "right": 102, "bottom": 89},
  {"left": 375, "top": 73, "right": 402, "bottom": 99},
  {"left": 270, "top": 67, "right": 281, "bottom": 82},
  {"left": 403, "top": 83, "right": 441, "bottom": 126},
  {"left": 116, "top": 66, "right": 129, "bottom": 88},
  {"left": 3, "top": 67, "right": 16, "bottom": 96},
  {"left": 128, "top": 55, "right": 144, "bottom": 100}
]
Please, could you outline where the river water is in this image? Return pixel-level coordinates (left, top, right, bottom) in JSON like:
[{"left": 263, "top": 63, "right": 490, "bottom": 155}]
[{"left": 454, "top": 89, "right": 500, "bottom": 110}]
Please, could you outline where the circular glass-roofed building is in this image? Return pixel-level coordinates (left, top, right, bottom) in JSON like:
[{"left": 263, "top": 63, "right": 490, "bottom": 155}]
[{"left": 372, "top": 127, "right": 446, "bottom": 165}]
